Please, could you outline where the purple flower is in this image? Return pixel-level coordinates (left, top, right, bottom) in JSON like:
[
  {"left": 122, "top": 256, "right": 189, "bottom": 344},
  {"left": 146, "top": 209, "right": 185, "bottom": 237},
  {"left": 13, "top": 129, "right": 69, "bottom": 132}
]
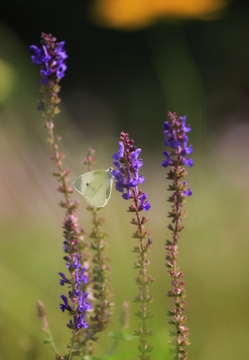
[
  {"left": 76, "top": 313, "right": 89, "bottom": 329},
  {"left": 58, "top": 272, "right": 71, "bottom": 286},
  {"left": 78, "top": 292, "right": 92, "bottom": 312},
  {"left": 60, "top": 295, "right": 72, "bottom": 313},
  {"left": 131, "top": 148, "right": 143, "bottom": 170},
  {"left": 183, "top": 188, "right": 192, "bottom": 196},
  {"left": 163, "top": 121, "right": 171, "bottom": 131},
  {"left": 169, "top": 130, "right": 181, "bottom": 149},
  {"left": 57, "top": 41, "right": 68, "bottom": 60},
  {"left": 162, "top": 151, "right": 171, "bottom": 167},
  {"left": 182, "top": 136, "right": 193, "bottom": 155},
  {"left": 112, "top": 132, "right": 151, "bottom": 211},
  {"left": 112, "top": 169, "right": 124, "bottom": 192},
  {"left": 30, "top": 33, "right": 67, "bottom": 85},
  {"left": 67, "top": 319, "right": 74, "bottom": 329},
  {"left": 72, "top": 254, "right": 82, "bottom": 269},
  {"left": 183, "top": 158, "right": 194, "bottom": 167},
  {"left": 181, "top": 116, "right": 191, "bottom": 133},
  {"left": 56, "top": 62, "right": 67, "bottom": 78},
  {"left": 75, "top": 267, "right": 89, "bottom": 287},
  {"left": 139, "top": 193, "right": 151, "bottom": 211},
  {"left": 113, "top": 142, "right": 124, "bottom": 160},
  {"left": 162, "top": 114, "right": 193, "bottom": 168},
  {"left": 73, "top": 289, "right": 83, "bottom": 297},
  {"left": 30, "top": 45, "right": 43, "bottom": 64},
  {"left": 122, "top": 189, "right": 131, "bottom": 200},
  {"left": 41, "top": 45, "right": 52, "bottom": 63}
]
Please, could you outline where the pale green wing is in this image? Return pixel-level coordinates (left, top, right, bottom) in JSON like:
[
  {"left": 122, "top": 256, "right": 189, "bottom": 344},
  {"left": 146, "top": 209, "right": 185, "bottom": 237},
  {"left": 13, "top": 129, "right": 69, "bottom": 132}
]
[{"left": 73, "top": 168, "right": 113, "bottom": 207}]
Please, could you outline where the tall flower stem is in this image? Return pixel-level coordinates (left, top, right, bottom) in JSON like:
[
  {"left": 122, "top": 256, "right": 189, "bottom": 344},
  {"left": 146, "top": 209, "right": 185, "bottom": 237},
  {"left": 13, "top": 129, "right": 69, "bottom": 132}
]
[
  {"left": 30, "top": 33, "right": 91, "bottom": 359},
  {"left": 74, "top": 149, "right": 113, "bottom": 356},
  {"left": 112, "top": 132, "right": 154, "bottom": 360},
  {"left": 162, "top": 112, "right": 193, "bottom": 359}
]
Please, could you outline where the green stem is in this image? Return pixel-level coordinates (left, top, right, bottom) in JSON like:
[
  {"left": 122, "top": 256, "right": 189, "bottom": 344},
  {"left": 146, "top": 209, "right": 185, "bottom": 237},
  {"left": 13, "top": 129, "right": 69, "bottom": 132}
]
[{"left": 67, "top": 332, "right": 76, "bottom": 360}]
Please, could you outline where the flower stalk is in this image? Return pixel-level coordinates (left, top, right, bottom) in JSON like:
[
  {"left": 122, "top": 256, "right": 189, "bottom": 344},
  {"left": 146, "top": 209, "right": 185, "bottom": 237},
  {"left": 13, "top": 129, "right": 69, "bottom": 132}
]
[
  {"left": 112, "top": 132, "right": 154, "bottom": 360},
  {"left": 30, "top": 33, "right": 92, "bottom": 359},
  {"left": 162, "top": 112, "right": 193, "bottom": 359},
  {"left": 72, "top": 148, "right": 114, "bottom": 357}
]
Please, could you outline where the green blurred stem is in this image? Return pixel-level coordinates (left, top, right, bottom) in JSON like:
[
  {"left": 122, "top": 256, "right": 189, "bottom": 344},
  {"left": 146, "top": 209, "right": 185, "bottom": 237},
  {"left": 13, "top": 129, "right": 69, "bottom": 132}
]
[
  {"left": 45, "top": 327, "right": 58, "bottom": 355},
  {"left": 46, "top": 119, "right": 72, "bottom": 212},
  {"left": 67, "top": 332, "right": 76, "bottom": 360}
]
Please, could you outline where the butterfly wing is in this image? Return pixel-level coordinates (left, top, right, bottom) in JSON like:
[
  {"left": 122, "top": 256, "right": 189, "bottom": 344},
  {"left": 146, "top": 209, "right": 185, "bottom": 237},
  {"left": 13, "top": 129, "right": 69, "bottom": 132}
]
[{"left": 73, "top": 168, "right": 113, "bottom": 207}]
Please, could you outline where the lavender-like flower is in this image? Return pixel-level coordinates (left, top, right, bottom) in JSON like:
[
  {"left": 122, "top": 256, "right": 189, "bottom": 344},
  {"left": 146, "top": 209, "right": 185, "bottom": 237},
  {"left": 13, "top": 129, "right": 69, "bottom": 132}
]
[
  {"left": 163, "top": 112, "right": 192, "bottom": 359},
  {"left": 59, "top": 215, "right": 92, "bottom": 333},
  {"left": 30, "top": 32, "right": 67, "bottom": 119},
  {"left": 112, "top": 132, "right": 154, "bottom": 360},
  {"left": 30, "top": 34, "right": 67, "bottom": 85},
  {"left": 31, "top": 33, "right": 91, "bottom": 359},
  {"left": 112, "top": 134, "right": 151, "bottom": 212}
]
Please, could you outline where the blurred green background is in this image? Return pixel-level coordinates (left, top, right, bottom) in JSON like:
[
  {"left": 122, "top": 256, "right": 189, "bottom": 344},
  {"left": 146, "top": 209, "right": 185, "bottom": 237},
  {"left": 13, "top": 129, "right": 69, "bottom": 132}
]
[{"left": 1, "top": 0, "right": 249, "bottom": 359}]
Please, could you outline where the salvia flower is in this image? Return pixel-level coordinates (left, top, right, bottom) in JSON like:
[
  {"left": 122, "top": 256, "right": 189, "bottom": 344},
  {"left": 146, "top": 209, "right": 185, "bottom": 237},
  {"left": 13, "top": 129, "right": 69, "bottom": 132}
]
[
  {"left": 162, "top": 113, "right": 194, "bottom": 175},
  {"left": 163, "top": 112, "right": 192, "bottom": 359},
  {"left": 58, "top": 214, "right": 91, "bottom": 333},
  {"left": 112, "top": 132, "right": 154, "bottom": 360},
  {"left": 30, "top": 33, "right": 68, "bottom": 119},
  {"left": 112, "top": 132, "right": 151, "bottom": 211},
  {"left": 30, "top": 33, "right": 67, "bottom": 85}
]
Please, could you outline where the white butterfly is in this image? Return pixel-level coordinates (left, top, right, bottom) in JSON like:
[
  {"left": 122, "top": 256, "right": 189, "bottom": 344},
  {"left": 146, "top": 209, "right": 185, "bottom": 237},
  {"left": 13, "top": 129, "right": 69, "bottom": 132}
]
[{"left": 73, "top": 167, "right": 113, "bottom": 207}]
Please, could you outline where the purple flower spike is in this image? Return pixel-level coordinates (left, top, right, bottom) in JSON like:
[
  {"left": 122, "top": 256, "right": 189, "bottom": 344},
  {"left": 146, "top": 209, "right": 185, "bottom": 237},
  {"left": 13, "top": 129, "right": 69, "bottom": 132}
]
[
  {"left": 162, "top": 112, "right": 193, "bottom": 169},
  {"left": 163, "top": 112, "right": 192, "bottom": 358},
  {"left": 30, "top": 33, "right": 67, "bottom": 87},
  {"left": 112, "top": 132, "right": 150, "bottom": 211},
  {"left": 113, "top": 133, "right": 153, "bottom": 357}
]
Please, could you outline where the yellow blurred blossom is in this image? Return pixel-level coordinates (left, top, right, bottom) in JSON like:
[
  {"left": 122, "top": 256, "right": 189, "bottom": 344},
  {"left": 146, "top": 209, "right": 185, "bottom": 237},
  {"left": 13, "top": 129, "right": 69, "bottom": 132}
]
[{"left": 90, "top": 0, "right": 229, "bottom": 30}]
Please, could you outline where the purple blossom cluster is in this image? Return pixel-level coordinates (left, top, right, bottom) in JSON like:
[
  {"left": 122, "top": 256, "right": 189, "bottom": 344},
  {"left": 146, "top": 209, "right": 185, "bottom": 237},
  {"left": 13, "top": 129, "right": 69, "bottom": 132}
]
[
  {"left": 162, "top": 115, "right": 193, "bottom": 169},
  {"left": 162, "top": 114, "right": 193, "bottom": 197},
  {"left": 59, "top": 215, "right": 92, "bottom": 331},
  {"left": 30, "top": 32, "right": 67, "bottom": 85},
  {"left": 112, "top": 132, "right": 151, "bottom": 211}
]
